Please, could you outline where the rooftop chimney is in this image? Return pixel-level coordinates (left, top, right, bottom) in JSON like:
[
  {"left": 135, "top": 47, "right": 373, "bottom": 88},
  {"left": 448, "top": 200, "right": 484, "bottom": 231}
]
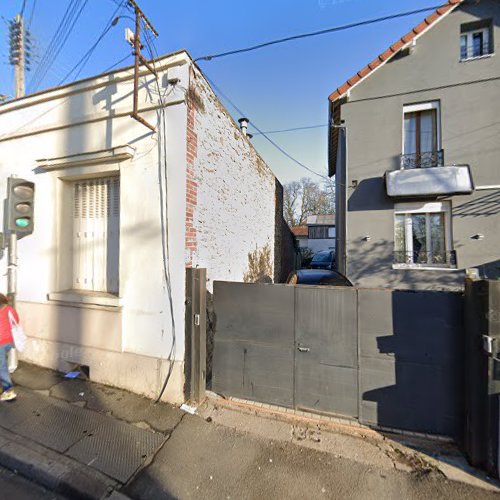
[{"left": 238, "top": 117, "right": 249, "bottom": 137}]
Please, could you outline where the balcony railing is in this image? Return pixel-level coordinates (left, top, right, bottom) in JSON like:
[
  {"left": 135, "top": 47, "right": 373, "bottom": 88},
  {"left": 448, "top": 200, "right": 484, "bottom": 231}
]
[
  {"left": 400, "top": 150, "right": 444, "bottom": 170},
  {"left": 394, "top": 250, "right": 457, "bottom": 267}
]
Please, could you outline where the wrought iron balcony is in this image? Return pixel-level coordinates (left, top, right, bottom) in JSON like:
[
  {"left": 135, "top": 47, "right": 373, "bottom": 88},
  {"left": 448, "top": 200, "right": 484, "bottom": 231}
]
[
  {"left": 394, "top": 250, "right": 457, "bottom": 267},
  {"left": 400, "top": 150, "right": 444, "bottom": 169}
]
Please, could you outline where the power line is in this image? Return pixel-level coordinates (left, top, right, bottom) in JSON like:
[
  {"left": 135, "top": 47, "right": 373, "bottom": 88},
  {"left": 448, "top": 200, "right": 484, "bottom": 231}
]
[
  {"left": 195, "top": 4, "right": 443, "bottom": 62},
  {"left": 203, "top": 73, "right": 328, "bottom": 180},
  {"left": 29, "top": 0, "right": 87, "bottom": 91},
  {"left": 57, "top": 0, "right": 126, "bottom": 85},
  {"left": 102, "top": 53, "right": 133, "bottom": 73},
  {"left": 27, "top": 0, "right": 37, "bottom": 29},
  {"left": 142, "top": 28, "right": 178, "bottom": 403},
  {"left": 251, "top": 124, "right": 328, "bottom": 136}
]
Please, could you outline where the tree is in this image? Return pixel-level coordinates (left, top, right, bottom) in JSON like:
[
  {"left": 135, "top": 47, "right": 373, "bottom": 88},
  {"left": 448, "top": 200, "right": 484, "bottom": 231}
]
[{"left": 283, "top": 177, "right": 335, "bottom": 227}]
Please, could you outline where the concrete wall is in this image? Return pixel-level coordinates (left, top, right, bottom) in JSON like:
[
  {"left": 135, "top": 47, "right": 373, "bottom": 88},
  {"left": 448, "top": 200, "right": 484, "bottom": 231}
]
[
  {"left": 185, "top": 64, "right": 281, "bottom": 290},
  {"left": 341, "top": 0, "right": 500, "bottom": 290},
  {"left": 0, "top": 52, "right": 191, "bottom": 402}
]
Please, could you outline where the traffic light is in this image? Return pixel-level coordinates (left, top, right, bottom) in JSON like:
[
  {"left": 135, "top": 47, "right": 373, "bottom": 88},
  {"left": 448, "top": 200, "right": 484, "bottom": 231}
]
[{"left": 6, "top": 177, "right": 35, "bottom": 235}]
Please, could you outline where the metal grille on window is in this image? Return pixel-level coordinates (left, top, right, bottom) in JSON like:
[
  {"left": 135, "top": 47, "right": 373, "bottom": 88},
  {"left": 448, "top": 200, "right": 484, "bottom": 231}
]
[{"left": 73, "top": 177, "right": 120, "bottom": 294}]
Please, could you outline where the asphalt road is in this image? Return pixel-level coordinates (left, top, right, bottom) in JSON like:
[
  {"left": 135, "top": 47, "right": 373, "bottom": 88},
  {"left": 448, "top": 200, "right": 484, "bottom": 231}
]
[{"left": 0, "top": 465, "right": 65, "bottom": 500}]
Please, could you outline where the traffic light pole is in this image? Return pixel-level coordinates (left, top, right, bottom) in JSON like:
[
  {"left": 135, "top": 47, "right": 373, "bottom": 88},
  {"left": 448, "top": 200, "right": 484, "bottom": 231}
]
[{"left": 7, "top": 232, "right": 17, "bottom": 308}]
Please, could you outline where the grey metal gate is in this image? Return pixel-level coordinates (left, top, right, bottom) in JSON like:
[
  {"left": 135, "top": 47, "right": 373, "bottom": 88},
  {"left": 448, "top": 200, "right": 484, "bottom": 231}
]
[
  {"left": 294, "top": 287, "right": 358, "bottom": 417},
  {"left": 212, "top": 281, "right": 464, "bottom": 437}
]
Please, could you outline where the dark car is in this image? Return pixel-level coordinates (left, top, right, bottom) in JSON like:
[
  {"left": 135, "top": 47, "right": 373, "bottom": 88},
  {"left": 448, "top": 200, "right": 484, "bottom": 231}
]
[
  {"left": 287, "top": 269, "right": 353, "bottom": 286},
  {"left": 310, "top": 250, "right": 336, "bottom": 270}
]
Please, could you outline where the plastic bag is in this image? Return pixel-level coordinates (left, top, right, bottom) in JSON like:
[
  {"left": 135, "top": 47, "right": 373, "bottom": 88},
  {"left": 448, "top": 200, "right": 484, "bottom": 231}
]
[{"left": 8, "top": 347, "right": 18, "bottom": 374}]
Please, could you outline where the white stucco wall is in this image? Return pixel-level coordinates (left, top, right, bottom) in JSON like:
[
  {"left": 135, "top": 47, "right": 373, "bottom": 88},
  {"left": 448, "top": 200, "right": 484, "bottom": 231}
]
[
  {"left": 0, "top": 52, "right": 191, "bottom": 401},
  {"left": 186, "top": 65, "right": 278, "bottom": 291}
]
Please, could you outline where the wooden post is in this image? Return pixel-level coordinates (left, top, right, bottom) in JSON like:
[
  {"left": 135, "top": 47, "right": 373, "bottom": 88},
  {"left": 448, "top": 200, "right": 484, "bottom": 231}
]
[{"left": 185, "top": 268, "right": 207, "bottom": 403}]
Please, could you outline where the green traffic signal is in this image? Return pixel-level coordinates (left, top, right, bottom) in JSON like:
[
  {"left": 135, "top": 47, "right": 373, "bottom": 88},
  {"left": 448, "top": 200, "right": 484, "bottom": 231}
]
[{"left": 15, "top": 218, "right": 30, "bottom": 228}]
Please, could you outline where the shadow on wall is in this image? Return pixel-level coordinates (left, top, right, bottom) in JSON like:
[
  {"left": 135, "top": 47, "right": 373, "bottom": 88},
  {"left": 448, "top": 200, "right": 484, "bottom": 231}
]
[
  {"left": 454, "top": 191, "right": 500, "bottom": 218},
  {"left": 347, "top": 238, "right": 464, "bottom": 290},
  {"left": 362, "top": 289, "right": 465, "bottom": 437},
  {"left": 347, "top": 177, "right": 393, "bottom": 212},
  {"left": 476, "top": 259, "right": 500, "bottom": 281}
]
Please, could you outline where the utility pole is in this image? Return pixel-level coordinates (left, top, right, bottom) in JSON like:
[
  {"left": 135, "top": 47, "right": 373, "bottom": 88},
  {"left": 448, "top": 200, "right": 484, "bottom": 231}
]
[
  {"left": 9, "top": 13, "right": 30, "bottom": 98},
  {"left": 128, "top": 0, "right": 159, "bottom": 132}
]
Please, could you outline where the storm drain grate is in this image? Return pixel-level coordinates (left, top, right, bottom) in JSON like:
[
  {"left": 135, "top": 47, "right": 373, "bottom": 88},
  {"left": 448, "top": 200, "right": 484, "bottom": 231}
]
[
  {"left": 66, "top": 418, "right": 165, "bottom": 483},
  {"left": 11, "top": 401, "right": 108, "bottom": 453}
]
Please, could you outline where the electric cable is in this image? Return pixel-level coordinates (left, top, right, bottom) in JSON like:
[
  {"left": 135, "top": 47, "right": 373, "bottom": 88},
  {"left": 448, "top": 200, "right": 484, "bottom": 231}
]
[
  {"left": 142, "top": 28, "right": 179, "bottom": 404},
  {"left": 29, "top": 0, "right": 85, "bottom": 91},
  {"left": 39, "top": 0, "right": 89, "bottom": 84},
  {"left": 28, "top": 0, "right": 79, "bottom": 89},
  {"left": 252, "top": 124, "right": 328, "bottom": 136},
  {"left": 203, "top": 73, "right": 329, "bottom": 180},
  {"left": 102, "top": 53, "right": 133, "bottom": 73},
  {"left": 27, "top": 0, "right": 37, "bottom": 29},
  {"left": 195, "top": 4, "right": 444, "bottom": 62},
  {"left": 57, "top": 0, "right": 126, "bottom": 85}
]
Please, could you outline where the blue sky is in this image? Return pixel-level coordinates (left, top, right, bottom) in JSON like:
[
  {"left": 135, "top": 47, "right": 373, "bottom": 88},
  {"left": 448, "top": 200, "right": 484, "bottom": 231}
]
[{"left": 0, "top": 0, "right": 443, "bottom": 183}]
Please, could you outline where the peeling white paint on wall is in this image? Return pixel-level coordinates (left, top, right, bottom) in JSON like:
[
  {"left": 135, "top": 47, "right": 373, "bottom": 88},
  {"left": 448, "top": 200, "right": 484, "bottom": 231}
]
[{"left": 187, "top": 67, "right": 278, "bottom": 292}]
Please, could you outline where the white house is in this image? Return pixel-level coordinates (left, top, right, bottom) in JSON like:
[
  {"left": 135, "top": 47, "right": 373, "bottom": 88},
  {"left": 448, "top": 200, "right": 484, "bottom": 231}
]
[{"left": 0, "top": 50, "right": 290, "bottom": 403}]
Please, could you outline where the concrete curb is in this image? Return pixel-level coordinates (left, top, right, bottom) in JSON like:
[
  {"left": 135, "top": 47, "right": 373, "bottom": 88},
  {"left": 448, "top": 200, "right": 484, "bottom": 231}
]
[{"left": 0, "top": 426, "right": 127, "bottom": 499}]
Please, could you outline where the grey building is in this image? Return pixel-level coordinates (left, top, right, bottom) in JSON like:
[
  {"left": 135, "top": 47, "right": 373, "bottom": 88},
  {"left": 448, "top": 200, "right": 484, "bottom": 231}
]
[{"left": 329, "top": 0, "right": 500, "bottom": 290}]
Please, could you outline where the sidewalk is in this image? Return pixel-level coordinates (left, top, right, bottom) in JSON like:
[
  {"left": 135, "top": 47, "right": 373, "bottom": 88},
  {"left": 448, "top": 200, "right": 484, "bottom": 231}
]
[{"left": 0, "top": 362, "right": 498, "bottom": 499}]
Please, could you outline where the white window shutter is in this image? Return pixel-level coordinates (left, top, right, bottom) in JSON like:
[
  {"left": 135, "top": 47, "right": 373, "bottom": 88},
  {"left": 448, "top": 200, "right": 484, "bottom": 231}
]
[{"left": 72, "top": 177, "right": 120, "bottom": 293}]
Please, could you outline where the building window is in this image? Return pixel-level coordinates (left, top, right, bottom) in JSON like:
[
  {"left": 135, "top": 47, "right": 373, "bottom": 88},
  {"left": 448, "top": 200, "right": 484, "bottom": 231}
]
[
  {"left": 402, "top": 102, "right": 442, "bottom": 169},
  {"left": 309, "top": 226, "right": 333, "bottom": 239},
  {"left": 72, "top": 176, "right": 120, "bottom": 293},
  {"left": 460, "top": 21, "right": 493, "bottom": 60},
  {"left": 394, "top": 202, "right": 455, "bottom": 268}
]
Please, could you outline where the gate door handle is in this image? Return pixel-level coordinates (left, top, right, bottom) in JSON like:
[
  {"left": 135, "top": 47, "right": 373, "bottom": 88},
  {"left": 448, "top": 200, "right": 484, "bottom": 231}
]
[{"left": 297, "top": 346, "right": 310, "bottom": 353}]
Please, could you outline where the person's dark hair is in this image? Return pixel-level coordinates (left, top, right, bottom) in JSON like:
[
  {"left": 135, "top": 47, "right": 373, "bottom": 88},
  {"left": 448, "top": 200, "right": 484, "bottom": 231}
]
[{"left": 0, "top": 294, "right": 9, "bottom": 305}]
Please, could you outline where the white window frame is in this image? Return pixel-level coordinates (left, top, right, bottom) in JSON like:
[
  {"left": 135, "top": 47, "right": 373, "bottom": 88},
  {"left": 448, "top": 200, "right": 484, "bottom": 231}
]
[
  {"left": 402, "top": 101, "right": 441, "bottom": 157},
  {"left": 393, "top": 201, "right": 455, "bottom": 270},
  {"left": 460, "top": 26, "right": 492, "bottom": 61}
]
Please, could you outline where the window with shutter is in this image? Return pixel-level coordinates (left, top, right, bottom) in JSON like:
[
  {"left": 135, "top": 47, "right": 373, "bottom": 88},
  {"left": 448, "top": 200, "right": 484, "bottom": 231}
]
[{"left": 72, "top": 176, "right": 120, "bottom": 293}]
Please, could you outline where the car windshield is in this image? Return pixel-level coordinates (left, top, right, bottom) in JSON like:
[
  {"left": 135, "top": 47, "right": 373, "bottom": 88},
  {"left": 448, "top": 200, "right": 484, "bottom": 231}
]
[{"left": 312, "top": 252, "right": 332, "bottom": 263}]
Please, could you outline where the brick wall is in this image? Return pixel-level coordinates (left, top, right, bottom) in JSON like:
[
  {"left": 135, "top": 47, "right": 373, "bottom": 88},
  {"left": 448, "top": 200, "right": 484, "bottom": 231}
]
[
  {"left": 186, "top": 91, "right": 198, "bottom": 268},
  {"left": 185, "top": 64, "right": 291, "bottom": 290}
]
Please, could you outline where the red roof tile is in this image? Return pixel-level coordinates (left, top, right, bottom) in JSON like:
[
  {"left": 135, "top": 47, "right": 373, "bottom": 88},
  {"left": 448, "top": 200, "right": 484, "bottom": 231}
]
[
  {"left": 291, "top": 226, "right": 308, "bottom": 237},
  {"left": 328, "top": 0, "right": 464, "bottom": 102}
]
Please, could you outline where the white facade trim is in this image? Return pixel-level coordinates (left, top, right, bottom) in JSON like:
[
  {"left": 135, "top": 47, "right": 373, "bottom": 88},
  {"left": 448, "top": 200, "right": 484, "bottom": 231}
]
[
  {"left": 403, "top": 101, "right": 440, "bottom": 113},
  {"left": 394, "top": 201, "right": 450, "bottom": 214},
  {"left": 48, "top": 291, "right": 122, "bottom": 307},
  {"left": 476, "top": 184, "right": 500, "bottom": 190},
  {"left": 37, "top": 145, "right": 135, "bottom": 171},
  {"left": 0, "top": 100, "right": 185, "bottom": 144},
  {"left": 0, "top": 52, "right": 189, "bottom": 115}
]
